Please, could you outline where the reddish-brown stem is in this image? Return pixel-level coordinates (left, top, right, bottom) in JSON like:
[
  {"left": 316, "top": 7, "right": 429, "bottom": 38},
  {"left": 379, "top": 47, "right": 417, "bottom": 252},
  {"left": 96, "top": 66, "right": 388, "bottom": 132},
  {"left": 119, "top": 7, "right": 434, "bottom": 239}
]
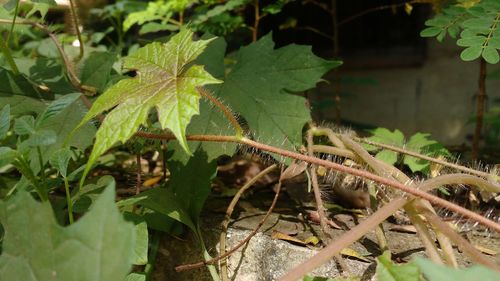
[
  {"left": 472, "top": 58, "right": 487, "bottom": 160},
  {"left": 197, "top": 87, "right": 243, "bottom": 138},
  {"left": 68, "top": 0, "right": 84, "bottom": 61},
  {"left": 134, "top": 132, "right": 500, "bottom": 233},
  {"left": 252, "top": 0, "right": 260, "bottom": 42},
  {"left": 175, "top": 166, "right": 283, "bottom": 272},
  {"left": 306, "top": 130, "right": 329, "bottom": 234}
]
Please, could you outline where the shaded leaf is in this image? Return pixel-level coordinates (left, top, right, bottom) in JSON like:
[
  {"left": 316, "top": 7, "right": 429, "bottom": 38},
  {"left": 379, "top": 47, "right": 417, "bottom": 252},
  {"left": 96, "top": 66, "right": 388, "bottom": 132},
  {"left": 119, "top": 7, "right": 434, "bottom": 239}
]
[
  {"left": 413, "top": 257, "right": 500, "bottom": 281},
  {"left": 0, "top": 183, "right": 136, "bottom": 281},
  {"left": 36, "top": 93, "right": 81, "bottom": 127},
  {"left": 80, "top": 52, "right": 117, "bottom": 92},
  {"left": 216, "top": 33, "right": 341, "bottom": 151},
  {"left": 376, "top": 251, "right": 420, "bottom": 281},
  {"left": 0, "top": 104, "right": 10, "bottom": 139},
  {"left": 49, "top": 147, "right": 73, "bottom": 177},
  {"left": 123, "top": 212, "right": 149, "bottom": 266}
]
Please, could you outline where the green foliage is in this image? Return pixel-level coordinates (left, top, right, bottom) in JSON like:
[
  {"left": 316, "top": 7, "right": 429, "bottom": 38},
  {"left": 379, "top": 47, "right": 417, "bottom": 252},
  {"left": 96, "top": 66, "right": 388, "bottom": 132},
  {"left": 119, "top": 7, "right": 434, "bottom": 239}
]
[
  {"left": 421, "top": 0, "right": 500, "bottom": 63},
  {"left": 413, "top": 257, "right": 500, "bottom": 281},
  {"left": 74, "top": 29, "right": 222, "bottom": 184},
  {"left": 365, "top": 128, "right": 451, "bottom": 173},
  {"left": 216, "top": 33, "right": 340, "bottom": 151},
  {"left": 0, "top": 183, "right": 136, "bottom": 281},
  {"left": 375, "top": 251, "right": 420, "bottom": 281}
]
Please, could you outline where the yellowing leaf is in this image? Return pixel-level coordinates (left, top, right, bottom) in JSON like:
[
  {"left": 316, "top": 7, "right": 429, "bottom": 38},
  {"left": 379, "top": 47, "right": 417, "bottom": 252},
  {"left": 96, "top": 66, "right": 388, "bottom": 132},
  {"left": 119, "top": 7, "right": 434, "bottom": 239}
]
[
  {"left": 341, "top": 248, "right": 371, "bottom": 263},
  {"left": 75, "top": 29, "right": 222, "bottom": 184}
]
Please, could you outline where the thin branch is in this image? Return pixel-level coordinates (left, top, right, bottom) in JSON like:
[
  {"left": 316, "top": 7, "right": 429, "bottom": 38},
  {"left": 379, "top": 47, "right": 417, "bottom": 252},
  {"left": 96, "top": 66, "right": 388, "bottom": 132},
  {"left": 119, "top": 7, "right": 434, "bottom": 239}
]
[{"left": 175, "top": 165, "right": 283, "bottom": 272}]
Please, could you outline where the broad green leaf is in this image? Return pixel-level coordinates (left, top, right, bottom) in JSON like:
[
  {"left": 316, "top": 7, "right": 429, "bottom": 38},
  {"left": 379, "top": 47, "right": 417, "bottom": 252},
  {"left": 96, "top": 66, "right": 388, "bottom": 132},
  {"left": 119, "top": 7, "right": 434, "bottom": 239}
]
[
  {"left": 129, "top": 188, "right": 196, "bottom": 232},
  {"left": 0, "top": 183, "right": 136, "bottom": 281},
  {"left": 36, "top": 93, "right": 81, "bottom": 127},
  {"left": 365, "top": 128, "right": 405, "bottom": 151},
  {"left": 72, "top": 175, "right": 114, "bottom": 213},
  {"left": 0, "top": 147, "right": 18, "bottom": 167},
  {"left": 216, "top": 33, "right": 341, "bottom": 151},
  {"left": 403, "top": 133, "right": 451, "bottom": 173},
  {"left": 457, "top": 35, "right": 486, "bottom": 47},
  {"left": 13, "top": 115, "right": 36, "bottom": 135},
  {"left": 375, "top": 149, "right": 398, "bottom": 166},
  {"left": 23, "top": 129, "right": 57, "bottom": 147},
  {"left": 376, "top": 251, "right": 421, "bottom": 281},
  {"left": 124, "top": 212, "right": 149, "bottom": 266},
  {"left": 413, "top": 258, "right": 500, "bottom": 281},
  {"left": 49, "top": 147, "right": 72, "bottom": 177},
  {"left": 127, "top": 150, "right": 216, "bottom": 231},
  {"left": 80, "top": 52, "right": 117, "bottom": 92},
  {"left": 76, "top": 29, "right": 222, "bottom": 184},
  {"left": 0, "top": 104, "right": 10, "bottom": 139}
]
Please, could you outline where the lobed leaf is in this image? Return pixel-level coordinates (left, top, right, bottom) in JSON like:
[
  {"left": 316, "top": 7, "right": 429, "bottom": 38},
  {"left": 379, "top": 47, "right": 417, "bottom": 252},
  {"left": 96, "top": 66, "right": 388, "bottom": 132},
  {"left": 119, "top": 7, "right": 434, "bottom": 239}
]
[
  {"left": 75, "top": 29, "right": 222, "bottom": 184},
  {"left": 0, "top": 183, "right": 136, "bottom": 281}
]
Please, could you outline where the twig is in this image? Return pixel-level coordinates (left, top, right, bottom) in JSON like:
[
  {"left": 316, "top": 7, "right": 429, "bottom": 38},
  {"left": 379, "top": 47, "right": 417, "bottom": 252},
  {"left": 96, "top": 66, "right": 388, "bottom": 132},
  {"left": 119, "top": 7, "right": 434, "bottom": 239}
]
[
  {"left": 175, "top": 165, "right": 283, "bottom": 272},
  {"left": 219, "top": 164, "right": 278, "bottom": 281},
  {"left": 306, "top": 129, "right": 329, "bottom": 234},
  {"left": 251, "top": 0, "right": 260, "bottom": 42},
  {"left": 135, "top": 132, "right": 500, "bottom": 233}
]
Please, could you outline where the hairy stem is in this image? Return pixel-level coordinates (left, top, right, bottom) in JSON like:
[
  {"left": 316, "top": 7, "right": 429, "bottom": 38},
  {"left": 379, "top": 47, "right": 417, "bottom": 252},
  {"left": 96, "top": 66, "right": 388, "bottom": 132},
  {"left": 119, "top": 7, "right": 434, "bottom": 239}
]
[
  {"left": 197, "top": 87, "right": 243, "bottom": 138},
  {"left": 135, "top": 131, "right": 500, "bottom": 233}
]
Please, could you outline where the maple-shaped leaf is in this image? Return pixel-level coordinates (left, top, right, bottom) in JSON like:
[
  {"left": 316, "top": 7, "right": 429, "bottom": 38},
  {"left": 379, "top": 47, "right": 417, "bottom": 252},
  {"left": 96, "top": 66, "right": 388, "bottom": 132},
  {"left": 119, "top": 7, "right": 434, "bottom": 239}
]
[
  {"left": 75, "top": 29, "right": 222, "bottom": 183},
  {"left": 215, "top": 33, "right": 341, "bottom": 151}
]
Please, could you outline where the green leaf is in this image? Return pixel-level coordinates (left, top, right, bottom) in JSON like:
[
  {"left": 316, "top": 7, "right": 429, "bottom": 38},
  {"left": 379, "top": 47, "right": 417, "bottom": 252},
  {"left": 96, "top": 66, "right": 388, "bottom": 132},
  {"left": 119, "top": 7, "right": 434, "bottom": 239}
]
[
  {"left": 482, "top": 45, "right": 500, "bottom": 64},
  {"left": 367, "top": 128, "right": 405, "bottom": 147},
  {"left": 80, "top": 52, "right": 117, "bottom": 92},
  {"left": 457, "top": 35, "right": 487, "bottom": 47},
  {"left": 125, "top": 273, "right": 147, "bottom": 281},
  {"left": 0, "top": 104, "right": 10, "bottom": 139},
  {"left": 49, "top": 147, "right": 72, "bottom": 177},
  {"left": 0, "top": 183, "right": 136, "bottom": 281},
  {"left": 420, "top": 27, "right": 442, "bottom": 37},
  {"left": 375, "top": 150, "right": 398, "bottom": 166},
  {"left": 13, "top": 115, "right": 36, "bottom": 135},
  {"left": 24, "top": 129, "right": 57, "bottom": 147},
  {"left": 0, "top": 147, "right": 18, "bottom": 167},
  {"left": 127, "top": 150, "right": 216, "bottom": 231},
  {"left": 36, "top": 93, "right": 81, "bottom": 127},
  {"left": 216, "top": 33, "right": 341, "bottom": 151},
  {"left": 376, "top": 251, "right": 421, "bottom": 281},
  {"left": 413, "top": 258, "right": 500, "bottom": 281},
  {"left": 461, "top": 45, "right": 483, "bottom": 61},
  {"left": 123, "top": 212, "right": 149, "bottom": 266},
  {"left": 169, "top": 35, "right": 237, "bottom": 162},
  {"left": 76, "top": 29, "right": 222, "bottom": 184}
]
